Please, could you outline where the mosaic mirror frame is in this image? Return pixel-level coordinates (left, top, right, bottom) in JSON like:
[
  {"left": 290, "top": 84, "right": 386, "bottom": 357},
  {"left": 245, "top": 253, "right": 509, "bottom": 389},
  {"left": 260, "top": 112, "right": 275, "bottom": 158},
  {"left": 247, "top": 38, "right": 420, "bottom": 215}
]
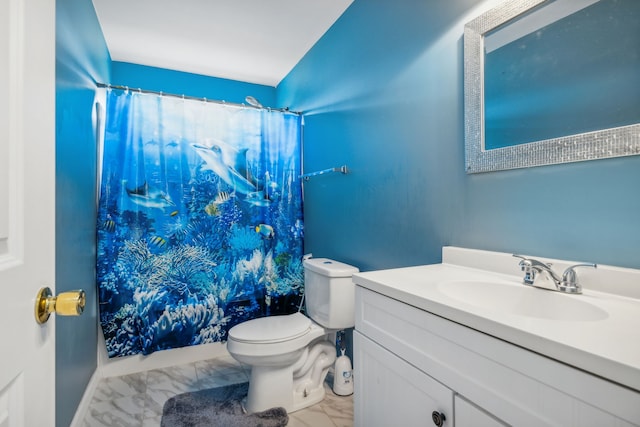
[{"left": 464, "top": 0, "right": 640, "bottom": 174}]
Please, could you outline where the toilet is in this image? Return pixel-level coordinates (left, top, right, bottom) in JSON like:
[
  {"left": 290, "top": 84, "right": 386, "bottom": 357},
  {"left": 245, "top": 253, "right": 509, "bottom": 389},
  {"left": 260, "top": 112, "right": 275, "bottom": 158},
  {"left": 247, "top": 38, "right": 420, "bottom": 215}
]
[{"left": 226, "top": 257, "right": 359, "bottom": 413}]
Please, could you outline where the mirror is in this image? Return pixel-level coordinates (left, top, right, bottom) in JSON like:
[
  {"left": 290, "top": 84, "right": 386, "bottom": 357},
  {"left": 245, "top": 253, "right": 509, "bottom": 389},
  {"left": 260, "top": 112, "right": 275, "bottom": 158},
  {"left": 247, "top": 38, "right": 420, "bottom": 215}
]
[{"left": 464, "top": 0, "right": 640, "bottom": 173}]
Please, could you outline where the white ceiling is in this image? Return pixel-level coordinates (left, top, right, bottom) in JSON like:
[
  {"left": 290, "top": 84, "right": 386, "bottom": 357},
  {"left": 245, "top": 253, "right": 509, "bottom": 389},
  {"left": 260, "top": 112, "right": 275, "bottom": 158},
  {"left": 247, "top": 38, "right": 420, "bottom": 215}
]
[{"left": 92, "top": 0, "right": 354, "bottom": 87}]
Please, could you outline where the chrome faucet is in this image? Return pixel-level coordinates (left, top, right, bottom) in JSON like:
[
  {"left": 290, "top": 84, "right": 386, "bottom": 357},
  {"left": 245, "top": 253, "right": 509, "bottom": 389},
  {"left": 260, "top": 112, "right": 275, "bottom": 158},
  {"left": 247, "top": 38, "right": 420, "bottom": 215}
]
[{"left": 512, "top": 254, "right": 597, "bottom": 294}]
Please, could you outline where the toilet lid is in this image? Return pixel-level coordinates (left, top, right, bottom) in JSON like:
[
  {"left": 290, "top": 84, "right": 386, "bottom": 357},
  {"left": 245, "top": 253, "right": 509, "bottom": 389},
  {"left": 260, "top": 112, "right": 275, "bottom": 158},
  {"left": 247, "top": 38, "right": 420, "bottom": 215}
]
[{"left": 228, "top": 312, "right": 312, "bottom": 343}]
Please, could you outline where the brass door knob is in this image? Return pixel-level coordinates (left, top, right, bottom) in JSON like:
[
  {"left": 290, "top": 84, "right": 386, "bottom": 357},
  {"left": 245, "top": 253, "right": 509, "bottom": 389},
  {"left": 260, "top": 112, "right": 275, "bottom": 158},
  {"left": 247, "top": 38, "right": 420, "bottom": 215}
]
[{"left": 35, "top": 287, "right": 86, "bottom": 324}]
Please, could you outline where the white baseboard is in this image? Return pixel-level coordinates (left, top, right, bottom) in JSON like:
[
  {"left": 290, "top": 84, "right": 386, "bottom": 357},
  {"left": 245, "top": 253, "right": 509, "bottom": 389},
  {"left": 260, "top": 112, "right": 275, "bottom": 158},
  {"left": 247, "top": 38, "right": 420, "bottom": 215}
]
[
  {"left": 97, "top": 330, "right": 230, "bottom": 378},
  {"left": 69, "top": 368, "right": 101, "bottom": 427}
]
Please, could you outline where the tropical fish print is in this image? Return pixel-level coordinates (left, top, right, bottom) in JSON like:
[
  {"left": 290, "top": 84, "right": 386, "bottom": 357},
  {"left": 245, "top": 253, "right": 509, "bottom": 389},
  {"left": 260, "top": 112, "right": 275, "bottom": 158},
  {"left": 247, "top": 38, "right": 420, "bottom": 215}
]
[
  {"left": 102, "top": 218, "right": 116, "bottom": 232},
  {"left": 96, "top": 89, "right": 304, "bottom": 358},
  {"left": 148, "top": 235, "right": 168, "bottom": 248},
  {"left": 126, "top": 182, "right": 176, "bottom": 209},
  {"left": 255, "top": 224, "right": 275, "bottom": 239},
  {"left": 213, "top": 191, "right": 234, "bottom": 205},
  {"left": 204, "top": 202, "right": 220, "bottom": 216}
]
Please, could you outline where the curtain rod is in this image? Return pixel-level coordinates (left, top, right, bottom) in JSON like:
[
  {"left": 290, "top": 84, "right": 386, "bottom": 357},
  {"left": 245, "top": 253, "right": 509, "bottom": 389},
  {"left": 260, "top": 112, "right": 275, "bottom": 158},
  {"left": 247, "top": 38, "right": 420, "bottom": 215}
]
[{"left": 96, "top": 83, "right": 300, "bottom": 115}]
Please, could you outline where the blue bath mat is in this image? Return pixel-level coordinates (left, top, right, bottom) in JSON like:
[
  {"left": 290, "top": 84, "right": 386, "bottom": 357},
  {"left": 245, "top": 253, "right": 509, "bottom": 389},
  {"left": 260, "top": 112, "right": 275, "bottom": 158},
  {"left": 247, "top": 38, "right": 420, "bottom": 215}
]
[{"left": 161, "top": 382, "right": 288, "bottom": 427}]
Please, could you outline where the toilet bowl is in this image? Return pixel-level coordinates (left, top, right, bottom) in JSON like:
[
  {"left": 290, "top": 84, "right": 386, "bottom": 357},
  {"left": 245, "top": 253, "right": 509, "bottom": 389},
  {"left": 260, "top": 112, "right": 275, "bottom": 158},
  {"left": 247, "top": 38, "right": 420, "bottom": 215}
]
[
  {"left": 227, "top": 312, "right": 335, "bottom": 413},
  {"left": 226, "top": 258, "right": 359, "bottom": 413}
]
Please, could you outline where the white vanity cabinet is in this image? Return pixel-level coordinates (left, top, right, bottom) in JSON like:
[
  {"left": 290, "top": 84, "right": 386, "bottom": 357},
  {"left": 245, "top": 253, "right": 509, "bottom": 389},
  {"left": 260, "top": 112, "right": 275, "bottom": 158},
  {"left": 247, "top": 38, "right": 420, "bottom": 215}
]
[
  {"left": 355, "top": 330, "right": 505, "bottom": 426},
  {"left": 354, "top": 286, "right": 640, "bottom": 427}
]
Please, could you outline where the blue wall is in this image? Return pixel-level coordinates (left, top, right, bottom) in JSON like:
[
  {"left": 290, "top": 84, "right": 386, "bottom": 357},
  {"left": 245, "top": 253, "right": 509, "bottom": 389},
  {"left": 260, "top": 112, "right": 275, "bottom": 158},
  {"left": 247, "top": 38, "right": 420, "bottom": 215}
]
[
  {"left": 278, "top": 0, "right": 640, "bottom": 271},
  {"left": 56, "top": 0, "right": 110, "bottom": 425},
  {"left": 111, "top": 62, "right": 277, "bottom": 108}
]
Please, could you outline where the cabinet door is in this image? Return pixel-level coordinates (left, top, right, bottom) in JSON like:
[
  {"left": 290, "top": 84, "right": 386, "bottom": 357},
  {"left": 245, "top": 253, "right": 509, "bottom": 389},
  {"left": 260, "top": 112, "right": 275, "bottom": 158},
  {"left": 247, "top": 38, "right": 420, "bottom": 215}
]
[
  {"left": 354, "top": 331, "right": 453, "bottom": 427},
  {"left": 455, "top": 395, "right": 507, "bottom": 427}
]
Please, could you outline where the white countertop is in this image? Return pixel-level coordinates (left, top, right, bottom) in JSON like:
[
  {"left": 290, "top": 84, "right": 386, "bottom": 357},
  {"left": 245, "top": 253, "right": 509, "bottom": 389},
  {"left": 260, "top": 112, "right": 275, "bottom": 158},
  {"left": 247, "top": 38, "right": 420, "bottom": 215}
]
[{"left": 352, "top": 248, "right": 640, "bottom": 392}]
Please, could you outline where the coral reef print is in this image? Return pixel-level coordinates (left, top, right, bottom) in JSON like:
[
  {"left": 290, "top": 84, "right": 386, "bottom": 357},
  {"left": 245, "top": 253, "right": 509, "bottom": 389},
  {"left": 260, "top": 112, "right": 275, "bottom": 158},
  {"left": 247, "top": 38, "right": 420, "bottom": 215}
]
[{"left": 97, "top": 89, "right": 303, "bottom": 357}]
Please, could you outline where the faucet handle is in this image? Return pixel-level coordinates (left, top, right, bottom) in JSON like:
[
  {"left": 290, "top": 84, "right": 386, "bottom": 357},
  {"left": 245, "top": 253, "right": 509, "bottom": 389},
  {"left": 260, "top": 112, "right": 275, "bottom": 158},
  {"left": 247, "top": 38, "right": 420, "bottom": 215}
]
[
  {"left": 512, "top": 254, "right": 533, "bottom": 268},
  {"left": 560, "top": 263, "right": 597, "bottom": 294},
  {"left": 513, "top": 254, "right": 535, "bottom": 285},
  {"left": 513, "top": 254, "right": 552, "bottom": 268}
]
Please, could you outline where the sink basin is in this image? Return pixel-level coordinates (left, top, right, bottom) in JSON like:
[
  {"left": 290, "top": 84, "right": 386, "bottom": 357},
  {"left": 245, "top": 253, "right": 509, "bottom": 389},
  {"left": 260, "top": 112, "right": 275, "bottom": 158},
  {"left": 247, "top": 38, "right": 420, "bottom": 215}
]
[{"left": 438, "top": 280, "right": 609, "bottom": 321}]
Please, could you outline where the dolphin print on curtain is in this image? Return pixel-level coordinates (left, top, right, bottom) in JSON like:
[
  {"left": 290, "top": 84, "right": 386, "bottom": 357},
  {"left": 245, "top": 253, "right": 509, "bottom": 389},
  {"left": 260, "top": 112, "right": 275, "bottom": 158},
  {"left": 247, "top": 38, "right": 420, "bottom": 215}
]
[{"left": 97, "top": 89, "right": 304, "bottom": 357}]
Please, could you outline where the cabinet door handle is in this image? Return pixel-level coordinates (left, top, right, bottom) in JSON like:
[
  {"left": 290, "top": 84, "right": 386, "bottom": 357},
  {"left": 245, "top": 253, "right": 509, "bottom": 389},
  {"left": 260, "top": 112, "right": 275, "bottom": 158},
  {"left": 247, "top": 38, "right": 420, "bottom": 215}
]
[{"left": 431, "top": 410, "right": 446, "bottom": 426}]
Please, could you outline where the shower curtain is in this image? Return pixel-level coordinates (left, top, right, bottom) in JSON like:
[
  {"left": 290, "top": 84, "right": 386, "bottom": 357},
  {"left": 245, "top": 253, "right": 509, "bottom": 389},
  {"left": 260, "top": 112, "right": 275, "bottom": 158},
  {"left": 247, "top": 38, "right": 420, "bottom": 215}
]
[{"left": 97, "top": 89, "right": 304, "bottom": 357}]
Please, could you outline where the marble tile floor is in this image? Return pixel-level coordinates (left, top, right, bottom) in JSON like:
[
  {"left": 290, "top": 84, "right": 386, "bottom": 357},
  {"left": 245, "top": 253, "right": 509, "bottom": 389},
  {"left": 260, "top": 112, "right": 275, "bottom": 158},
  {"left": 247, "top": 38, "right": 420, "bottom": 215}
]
[{"left": 82, "top": 354, "right": 353, "bottom": 427}]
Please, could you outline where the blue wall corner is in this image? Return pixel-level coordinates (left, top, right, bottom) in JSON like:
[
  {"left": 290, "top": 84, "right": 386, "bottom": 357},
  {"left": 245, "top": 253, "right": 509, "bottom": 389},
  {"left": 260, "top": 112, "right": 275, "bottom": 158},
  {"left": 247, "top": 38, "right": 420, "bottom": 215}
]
[
  {"left": 279, "top": 0, "right": 640, "bottom": 271},
  {"left": 56, "top": 0, "right": 111, "bottom": 425}
]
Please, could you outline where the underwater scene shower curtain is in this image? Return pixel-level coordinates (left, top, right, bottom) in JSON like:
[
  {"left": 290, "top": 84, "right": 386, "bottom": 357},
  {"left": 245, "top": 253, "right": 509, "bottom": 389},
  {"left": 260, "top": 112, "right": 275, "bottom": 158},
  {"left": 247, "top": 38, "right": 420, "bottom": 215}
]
[{"left": 97, "top": 89, "right": 304, "bottom": 357}]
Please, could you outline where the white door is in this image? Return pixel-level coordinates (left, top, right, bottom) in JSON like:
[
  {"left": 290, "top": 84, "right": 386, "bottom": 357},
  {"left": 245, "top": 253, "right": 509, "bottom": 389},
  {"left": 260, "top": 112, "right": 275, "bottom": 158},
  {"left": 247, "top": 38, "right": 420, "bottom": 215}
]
[{"left": 0, "top": 0, "right": 56, "bottom": 426}]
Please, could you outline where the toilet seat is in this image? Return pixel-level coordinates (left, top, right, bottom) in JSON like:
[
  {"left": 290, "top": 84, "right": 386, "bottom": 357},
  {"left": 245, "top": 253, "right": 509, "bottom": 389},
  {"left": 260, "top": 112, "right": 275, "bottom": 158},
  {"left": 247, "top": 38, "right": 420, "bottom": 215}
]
[
  {"left": 227, "top": 313, "right": 327, "bottom": 359},
  {"left": 228, "top": 312, "right": 312, "bottom": 344}
]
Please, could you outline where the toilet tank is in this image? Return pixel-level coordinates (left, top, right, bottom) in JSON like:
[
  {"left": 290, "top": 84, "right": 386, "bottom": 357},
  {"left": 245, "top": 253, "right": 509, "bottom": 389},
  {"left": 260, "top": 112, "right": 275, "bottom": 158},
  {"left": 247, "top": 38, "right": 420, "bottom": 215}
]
[{"left": 303, "top": 258, "right": 359, "bottom": 329}]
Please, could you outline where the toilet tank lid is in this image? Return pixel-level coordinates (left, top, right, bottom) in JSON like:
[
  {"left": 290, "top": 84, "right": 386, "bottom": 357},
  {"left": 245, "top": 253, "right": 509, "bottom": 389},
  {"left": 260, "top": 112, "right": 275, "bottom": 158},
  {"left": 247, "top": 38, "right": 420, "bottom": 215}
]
[{"left": 303, "top": 258, "right": 359, "bottom": 277}]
